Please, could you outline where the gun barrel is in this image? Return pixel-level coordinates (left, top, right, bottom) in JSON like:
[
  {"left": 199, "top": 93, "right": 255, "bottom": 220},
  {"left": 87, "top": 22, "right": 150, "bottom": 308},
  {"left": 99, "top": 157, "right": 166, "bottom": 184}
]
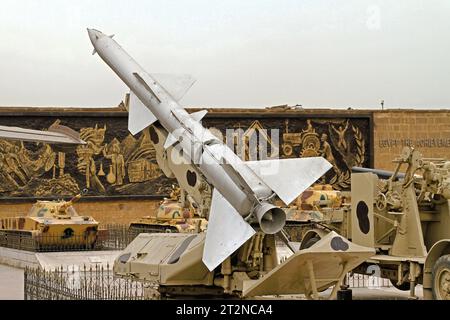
[{"left": 351, "top": 167, "right": 405, "bottom": 179}]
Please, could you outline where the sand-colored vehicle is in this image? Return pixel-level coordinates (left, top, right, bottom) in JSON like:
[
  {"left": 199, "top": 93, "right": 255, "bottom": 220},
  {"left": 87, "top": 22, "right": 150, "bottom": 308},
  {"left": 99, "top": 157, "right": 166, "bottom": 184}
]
[
  {"left": 284, "top": 184, "right": 350, "bottom": 243},
  {"left": 0, "top": 191, "right": 98, "bottom": 250},
  {"left": 128, "top": 198, "right": 207, "bottom": 235},
  {"left": 128, "top": 186, "right": 208, "bottom": 237},
  {"left": 299, "top": 147, "right": 450, "bottom": 299}
]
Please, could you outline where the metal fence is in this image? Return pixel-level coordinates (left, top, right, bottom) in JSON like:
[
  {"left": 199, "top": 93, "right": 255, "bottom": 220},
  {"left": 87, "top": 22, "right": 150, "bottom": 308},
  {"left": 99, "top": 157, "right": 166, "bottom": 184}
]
[
  {"left": 0, "top": 224, "right": 135, "bottom": 252},
  {"left": 23, "top": 266, "right": 391, "bottom": 300},
  {"left": 347, "top": 273, "right": 391, "bottom": 288},
  {"left": 24, "top": 264, "right": 153, "bottom": 300},
  {"left": 23, "top": 268, "right": 391, "bottom": 300}
]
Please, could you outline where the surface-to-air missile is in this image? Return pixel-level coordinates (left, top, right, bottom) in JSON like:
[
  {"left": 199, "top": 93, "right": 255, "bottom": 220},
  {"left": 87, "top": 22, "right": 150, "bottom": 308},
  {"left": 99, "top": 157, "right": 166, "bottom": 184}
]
[{"left": 88, "top": 28, "right": 374, "bottom": 299}]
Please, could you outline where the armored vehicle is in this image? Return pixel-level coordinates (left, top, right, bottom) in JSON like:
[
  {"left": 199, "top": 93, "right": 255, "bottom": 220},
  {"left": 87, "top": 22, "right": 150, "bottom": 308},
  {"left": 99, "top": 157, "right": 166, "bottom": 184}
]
[
  {"left": 0, "top": 191, "right": 98, "bottom": 250},
  {"left": 284, "top": 184, "right": 350, "bottom": 243},
  {"left": 128, "top": 186, "right": 208, "bottom": 238},
  {"left": 301, "top": 147, "right": 450, "bottom": 300}
]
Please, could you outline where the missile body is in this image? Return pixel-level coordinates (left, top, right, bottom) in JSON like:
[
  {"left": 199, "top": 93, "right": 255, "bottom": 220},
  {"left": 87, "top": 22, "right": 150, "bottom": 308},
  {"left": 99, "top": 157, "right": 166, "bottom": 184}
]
[
  {"left": 0, "top": 123, "right": 85, "bottom": 146},
  {"left": 88, "top": 29, "right": 332, "bottom": 270},
  {"left": 88, "top": 29, "right": 275, "bottom": 219}
]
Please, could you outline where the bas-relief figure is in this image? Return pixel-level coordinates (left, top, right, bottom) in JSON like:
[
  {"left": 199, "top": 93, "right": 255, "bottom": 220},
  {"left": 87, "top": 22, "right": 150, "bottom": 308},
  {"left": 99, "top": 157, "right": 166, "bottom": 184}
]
[
  {"left": 0, "top": 115, "right": 370, "bottom": 197},
  {"left": 204, "top": 117, "right": 369, "bottom": 190},
  {"left": 0, "top": 117, "right": 172, "bottom": 198}
]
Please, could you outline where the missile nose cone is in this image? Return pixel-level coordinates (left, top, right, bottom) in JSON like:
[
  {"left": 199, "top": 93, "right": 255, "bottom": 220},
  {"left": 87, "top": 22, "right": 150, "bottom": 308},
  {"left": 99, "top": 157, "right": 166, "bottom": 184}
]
[{"left": 87, "top": 28, "right": 104, "bottom": 44}]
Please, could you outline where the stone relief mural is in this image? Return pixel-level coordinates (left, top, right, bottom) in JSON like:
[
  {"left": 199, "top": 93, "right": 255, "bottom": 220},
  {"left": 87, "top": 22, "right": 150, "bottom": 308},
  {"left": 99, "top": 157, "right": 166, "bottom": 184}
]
[
  {"left": 0, "top": 113, "right": 370, "bottom": 198},
  {"left": 204, "top": 116, "right": 370, "bottom": 190},
  {"left": 0, "top": 116, "right": 173, "bottom": 198}
]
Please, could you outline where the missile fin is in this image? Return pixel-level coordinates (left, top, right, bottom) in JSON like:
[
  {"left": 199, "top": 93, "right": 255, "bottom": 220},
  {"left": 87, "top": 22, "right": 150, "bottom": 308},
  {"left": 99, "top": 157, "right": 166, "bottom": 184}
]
[
  {"left": 163, "top": 133, "right": 178, "bottom": 149},
  {"left": 128, "top": 91, "right": 158, "bottom": 135},
  {"left": 190, "top": 110, "right": 208, "bottom": 122},
  {"left": 151, "top": 73, "right": 196, "bottom": 101},
  {"left": 163, "top": 127, "right": 184, "bottom": 149},
  {"left": 245, "top": 157, "right": 332, "bottom": 205},
  {"left": 202, "top": 188, "right": 256, "bottom": 271}
]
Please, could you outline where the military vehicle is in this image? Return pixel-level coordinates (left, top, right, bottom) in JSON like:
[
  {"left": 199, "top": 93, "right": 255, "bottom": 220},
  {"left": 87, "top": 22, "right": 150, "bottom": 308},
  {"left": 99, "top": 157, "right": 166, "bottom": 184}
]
[
  {"left": 115, "top": 230, "right": 372, "bottom": 299},
  {"left": 0, "top": 190, "right": 99, "bottom": 250},
  {"left": 128, "top": 186, "right": 208, "bottom": 236},
  {"left": 283, "top": 184, "right": 350, "bottom": 243},
  {"left": 299, "top": 147, "right": 450, "bottom": 300}
]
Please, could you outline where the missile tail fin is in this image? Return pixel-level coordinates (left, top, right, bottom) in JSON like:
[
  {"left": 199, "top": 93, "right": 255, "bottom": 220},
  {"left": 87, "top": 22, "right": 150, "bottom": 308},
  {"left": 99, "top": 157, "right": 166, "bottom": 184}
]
[
  {"left": 246, "top": 157, "right": 333, "bottom": 206},
  {"left": 190, "top": 110, "right": 208, "bottom": 122},
  {"left": 202, "top": 188, "right": 255, "bottom": 271},
  {"left": 151, "top": 73, "right": 196, "bottom": 101},
  {"left": 163, "top": 133, "right": 178, "bottom": 149},
  {"left": 127, "top": 91, "right": 158, "bottom": 135}
]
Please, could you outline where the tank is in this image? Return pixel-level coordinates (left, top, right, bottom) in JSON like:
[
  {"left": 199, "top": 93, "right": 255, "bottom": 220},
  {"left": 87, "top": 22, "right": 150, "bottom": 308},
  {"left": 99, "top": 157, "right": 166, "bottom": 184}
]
[
  {"left": 284, "top": 184, "right": 351, "bottom": 242},
  {"left": 128, "top": 187, "right": 208, "bottom": 237},
  {"left": 0, "top": 190, "right": 98, "bottom": 250}
]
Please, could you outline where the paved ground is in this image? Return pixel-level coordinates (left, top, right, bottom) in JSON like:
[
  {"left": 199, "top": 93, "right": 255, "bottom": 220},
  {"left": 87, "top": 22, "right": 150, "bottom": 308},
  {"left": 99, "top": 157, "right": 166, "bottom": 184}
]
[
  {"left": 0, "top": 263, "right": 423, "bottom": 300},
  {"left": 0, "top": 241, "right": 424, "bottom": 300},
  {"left": 0, "top": 264, "right": 23, "bottom": 300}
]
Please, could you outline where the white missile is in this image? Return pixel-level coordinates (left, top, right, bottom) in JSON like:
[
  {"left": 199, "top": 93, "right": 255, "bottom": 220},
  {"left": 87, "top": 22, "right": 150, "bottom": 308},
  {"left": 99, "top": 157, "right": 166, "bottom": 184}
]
[
  {"left": 88, "top": 28, "right": 332, "bottom": 271},
  {"left": 0, "top": 122, "right": 85, "bottom": 146}
]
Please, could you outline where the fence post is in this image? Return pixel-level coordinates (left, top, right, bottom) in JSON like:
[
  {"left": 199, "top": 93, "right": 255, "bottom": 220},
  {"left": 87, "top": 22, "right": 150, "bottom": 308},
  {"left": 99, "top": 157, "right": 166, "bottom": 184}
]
[{"left": 23, "top": 267, "right": 28, "bottom": 300}]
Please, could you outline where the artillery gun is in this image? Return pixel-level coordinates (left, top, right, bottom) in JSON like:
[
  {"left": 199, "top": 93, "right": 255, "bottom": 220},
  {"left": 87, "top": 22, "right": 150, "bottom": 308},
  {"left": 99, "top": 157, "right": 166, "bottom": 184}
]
[
  {"left": 301, "top": 146, "right": 450, "bottom": 299},
  {"left": 0, "top": 190, "right": 99, "bottom": 250}
]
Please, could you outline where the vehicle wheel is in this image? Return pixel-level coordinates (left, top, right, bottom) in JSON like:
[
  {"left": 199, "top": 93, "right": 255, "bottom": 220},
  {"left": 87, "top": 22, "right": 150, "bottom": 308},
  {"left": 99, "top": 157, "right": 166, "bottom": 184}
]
[
  {"left": 432, "top": 254, "right": 450, "bottom": 300},
  {"left": 389, "top": 279, "right": 410, "bottom": 291},
  {"left": 302, "top": 236, "right": 320, "bottom": 249}
]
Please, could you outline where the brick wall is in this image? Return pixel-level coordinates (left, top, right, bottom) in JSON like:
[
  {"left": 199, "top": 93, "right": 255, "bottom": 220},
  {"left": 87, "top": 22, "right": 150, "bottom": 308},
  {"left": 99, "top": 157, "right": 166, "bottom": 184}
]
[
  {"left": 373, "top": 110, "right": 450, "bottom": 170},
  {"left": 0, "top": 199, "right": 161, "bottom": 225}
]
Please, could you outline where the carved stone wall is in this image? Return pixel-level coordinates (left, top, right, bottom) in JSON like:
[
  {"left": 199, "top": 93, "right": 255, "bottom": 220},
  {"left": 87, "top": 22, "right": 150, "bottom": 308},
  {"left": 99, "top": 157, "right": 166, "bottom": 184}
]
[
  {"left": 0, "top": 113, "right": 174, "bottom": 198},
  {"left": 204, "top": 115, "right": 371, "bottom": 190},
  {"left": 0, "top": 107, "right": 372, "bottom": 200}
]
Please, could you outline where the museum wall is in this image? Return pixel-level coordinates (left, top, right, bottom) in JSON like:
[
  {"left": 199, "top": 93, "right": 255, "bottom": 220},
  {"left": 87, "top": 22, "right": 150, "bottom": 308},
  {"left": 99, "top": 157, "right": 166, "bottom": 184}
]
[
  {"left": 0, "top": 198, "right": 159, "bottom": 225},
  {"left": 374, "top": 110, "right": 450, "bottom": 170},
  {"left": 0, "top": 105, "right": 448, "bottom": 224}
]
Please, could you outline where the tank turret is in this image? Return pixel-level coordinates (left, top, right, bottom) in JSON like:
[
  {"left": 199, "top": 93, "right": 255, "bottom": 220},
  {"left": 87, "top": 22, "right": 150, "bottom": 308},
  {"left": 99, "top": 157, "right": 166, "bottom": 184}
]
[{"left": 0, "top": 189, "right": 98, "bottom": 250}]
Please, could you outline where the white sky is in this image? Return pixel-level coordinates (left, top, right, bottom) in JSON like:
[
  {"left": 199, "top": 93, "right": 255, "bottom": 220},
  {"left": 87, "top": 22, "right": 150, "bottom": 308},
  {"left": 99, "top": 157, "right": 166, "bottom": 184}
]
[{"left": 0, "top": 0, "right": 449, "bottom": 109}]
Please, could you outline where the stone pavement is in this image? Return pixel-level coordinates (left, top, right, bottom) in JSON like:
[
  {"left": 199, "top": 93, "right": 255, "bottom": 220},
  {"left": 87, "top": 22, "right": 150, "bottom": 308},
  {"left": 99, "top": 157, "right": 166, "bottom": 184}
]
[{"left": 0, "top": 264, "right": 23, "bottom": 300}]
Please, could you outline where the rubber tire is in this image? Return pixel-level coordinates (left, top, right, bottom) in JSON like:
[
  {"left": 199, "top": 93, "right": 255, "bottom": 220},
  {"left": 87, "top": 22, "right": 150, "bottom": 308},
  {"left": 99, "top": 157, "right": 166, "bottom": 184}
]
[
  {"left": 389, "top": 279, "right": 410, "bottom": 291},
  {"left": 302, "top": 236, "right": 320, "bottom": 249},
  {"left": 432, "top": 254, "right": 450, "bottom": 300}
]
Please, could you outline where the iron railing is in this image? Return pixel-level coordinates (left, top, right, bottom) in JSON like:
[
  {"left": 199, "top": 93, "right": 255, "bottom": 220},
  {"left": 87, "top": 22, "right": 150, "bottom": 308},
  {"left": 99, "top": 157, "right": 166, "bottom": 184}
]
[
  {"left": 347, "top": 273, "right": 391, "bottom": 288},
  {"left": 24, "top": 264, "right": 152, "bottom": 300},
  {"left": 23, "top": 264, "right": 390, "bottom": 300}
]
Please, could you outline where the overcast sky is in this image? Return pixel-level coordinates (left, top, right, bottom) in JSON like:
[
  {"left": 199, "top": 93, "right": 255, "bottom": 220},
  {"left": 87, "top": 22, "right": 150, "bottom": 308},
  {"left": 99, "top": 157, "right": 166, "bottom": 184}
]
[{"left": 0, "top": 0, "right": 449, "bottom": 109}]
